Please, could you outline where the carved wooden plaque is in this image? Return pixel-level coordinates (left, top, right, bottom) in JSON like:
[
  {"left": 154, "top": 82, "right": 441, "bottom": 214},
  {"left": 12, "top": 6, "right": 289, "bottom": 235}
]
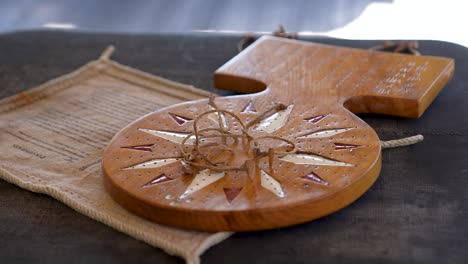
[{"left": 102, "top": 36, "right": 454, "bottom": 231}]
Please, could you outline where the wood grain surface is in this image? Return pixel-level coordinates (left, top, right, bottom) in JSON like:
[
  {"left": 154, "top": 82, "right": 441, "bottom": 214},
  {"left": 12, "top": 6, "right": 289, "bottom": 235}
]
[{"left": 102, "top": 36, "right": 454, "bottom": 231}]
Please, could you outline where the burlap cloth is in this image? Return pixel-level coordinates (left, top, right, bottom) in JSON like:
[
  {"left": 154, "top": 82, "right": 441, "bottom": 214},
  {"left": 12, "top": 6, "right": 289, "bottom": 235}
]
[{"left": 0, "top": 47, "right": 231, "bottom": 264}]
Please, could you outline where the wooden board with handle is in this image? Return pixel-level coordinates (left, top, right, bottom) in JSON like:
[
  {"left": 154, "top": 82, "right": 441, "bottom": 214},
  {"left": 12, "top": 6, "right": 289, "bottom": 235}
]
[{"left": 102, "top": 36, "right": 454, "bottom": 231}]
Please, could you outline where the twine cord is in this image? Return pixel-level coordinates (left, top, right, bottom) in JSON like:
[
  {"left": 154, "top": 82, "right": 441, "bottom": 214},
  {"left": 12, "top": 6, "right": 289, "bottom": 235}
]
[
  {"left": 181, "top": 97, "right": 424, "bottom": 172},
  {"left": 369, "top": 40, "right": 421, "bottom": 55},
  {"left": 238, "top": 24, "right": 298, "bottom": 52},
  {"left": 237, "top": 25, "right": 421, "bottom": 56},
  {"left": 180, "top": 98, "right": 295, "bottom": 172},
  {"left": 381, "top": 134, "right": 424, "bottom": 149}
]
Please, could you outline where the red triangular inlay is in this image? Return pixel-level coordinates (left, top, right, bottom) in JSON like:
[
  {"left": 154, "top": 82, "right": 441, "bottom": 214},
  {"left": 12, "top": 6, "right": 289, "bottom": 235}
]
[
  {"left": 305, "top": 114, "right": 327, "bottom": 124},
  {"left": 168, "top": 113, "right": 192, "bottom": 125},
  {"left": 142, "top": 174, "right": 173, "bottom": 187},
  {"left": 334, "top": 143, "right": 361, "bottom": 151},
  {"left": 301, "top": 172, "right": 330, "bottom": 186},
  {"left": 223, "top": 188, "right": 243, "bottom": 203},
  {"left": 241, "top": 101, "right": 257, "bottom": 113},
  {"left": 122, "top": 144, "right": 153, "bottom": 152}
]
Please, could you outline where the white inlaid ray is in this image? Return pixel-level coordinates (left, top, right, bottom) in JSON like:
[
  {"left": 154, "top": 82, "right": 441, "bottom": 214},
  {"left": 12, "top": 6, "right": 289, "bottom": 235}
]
[
  {"left": 138, "top": 128, "right": 194, "bottom": 144},
  {"left": 208, "top": 105, "right": 228, "bottom": 129},
  {"left": 124, "top": 158, "right": 182, "bottom": 170},
  {"left": 253, "top": 104, "right": 294, "bottom": 133},
  {"left": 179, "top": 169, "right": 225, "bottom": 199},
  {"left": 280, "top": 153, "right": 354, "bottom": 167},
  {"left": 298, "top": 128, "right": 354, "bottom": 139},
  {"left": 260, "top": 170, "right": 285, "bottom": 198}
]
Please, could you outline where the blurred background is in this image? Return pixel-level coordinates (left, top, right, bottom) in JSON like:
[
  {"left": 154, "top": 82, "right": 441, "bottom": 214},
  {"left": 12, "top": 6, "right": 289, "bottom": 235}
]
[{"left": 0, "top": 0, "right": 465, "bottom": 46}]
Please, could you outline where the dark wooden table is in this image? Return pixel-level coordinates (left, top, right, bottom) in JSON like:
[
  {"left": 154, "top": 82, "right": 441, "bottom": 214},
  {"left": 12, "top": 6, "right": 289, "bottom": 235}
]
[{"left": 1, "top": 31, "right": 467, "bottom": 264}]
